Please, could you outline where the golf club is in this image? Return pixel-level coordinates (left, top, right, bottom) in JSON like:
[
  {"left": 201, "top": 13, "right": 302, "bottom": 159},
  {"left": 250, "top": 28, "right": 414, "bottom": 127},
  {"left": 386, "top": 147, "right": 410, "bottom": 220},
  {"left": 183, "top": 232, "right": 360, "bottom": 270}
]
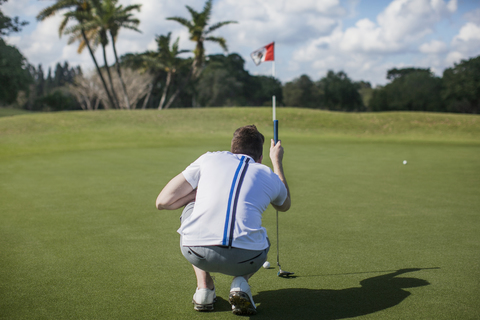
[{"left": 273, "top": 109, "right": 294, "bottom": 278}]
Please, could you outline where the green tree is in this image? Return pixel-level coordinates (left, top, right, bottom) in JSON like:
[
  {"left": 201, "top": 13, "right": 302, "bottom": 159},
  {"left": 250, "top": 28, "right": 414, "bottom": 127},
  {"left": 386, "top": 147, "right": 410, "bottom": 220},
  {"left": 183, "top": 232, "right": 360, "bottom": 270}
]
[
  {"left": 195, "top": 53, "right": 283, "bottom": 107},
  {"left": 356, "top": 81, "right": 373, "bottom": 110},
  {"left": 167, "top": 0, "right": 237, "bottom": 80},
  {"left": 123, "top": 33, "right": 189, "bottom": 109},
  {"left": 442, "top": 55, "right": 480, "bottom": 114},
  {"left": 37, "top": 0, "right": 116, "bottom": 109},
  {"left": 34, "top": 89, "right": 79, "bottom": 111},
  {"left": 0, "top": 0, "right": 28, "bottom": 36},
  {"left": 317, "top": 71, "right": 364, "bottom": 111},
  {"left": 196, "top": 54, "right": 243, "bottom": 107},
  {"left": 387, "top": 67, "right": 430, "bottom": 81},
  {"left": 283, "top": 74, "right": 320, "bottom": 108},
  {"left": 370, "top": 68, "right": 443, "bottom": 112},
  {"left": 152, "top": 33, "right": 190, "bottom": 109},
  {"left": 0, "top": 0, "right": 31, "bottom": 105},
  {"left": 0, "top": 38, "right": 32, "bottom": 104},
  {"left": 246, "top": 75, "right": 283, "bottom": 107}
]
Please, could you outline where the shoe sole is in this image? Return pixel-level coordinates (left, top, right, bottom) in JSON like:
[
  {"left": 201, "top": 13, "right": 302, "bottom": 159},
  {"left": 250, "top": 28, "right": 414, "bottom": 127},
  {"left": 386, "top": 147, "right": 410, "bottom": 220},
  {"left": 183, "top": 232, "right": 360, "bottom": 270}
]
[
  {"left": 192, "top": 297, "right": 216, "bottom": 312},
  {"left": 229, "top": 291, "right": 257, "bottom": 315}
]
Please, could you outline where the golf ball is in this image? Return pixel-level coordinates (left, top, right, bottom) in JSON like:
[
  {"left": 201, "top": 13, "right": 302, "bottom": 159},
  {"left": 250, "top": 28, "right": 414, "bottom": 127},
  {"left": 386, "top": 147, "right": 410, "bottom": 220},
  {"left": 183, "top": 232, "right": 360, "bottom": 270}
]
[
  {"left": 263, "top": 261, "right": 270, "bottom": 269},
  {"left": 403, "top": 160, "right": 407, "bottom": 165}
]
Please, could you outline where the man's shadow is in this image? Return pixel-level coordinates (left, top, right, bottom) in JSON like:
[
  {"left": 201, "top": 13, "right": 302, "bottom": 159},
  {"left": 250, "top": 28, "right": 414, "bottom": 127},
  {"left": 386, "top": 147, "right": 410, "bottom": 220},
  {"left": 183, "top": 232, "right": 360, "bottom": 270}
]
[{"left": 247, "top": 268, "right": 432, "bottom": 319}]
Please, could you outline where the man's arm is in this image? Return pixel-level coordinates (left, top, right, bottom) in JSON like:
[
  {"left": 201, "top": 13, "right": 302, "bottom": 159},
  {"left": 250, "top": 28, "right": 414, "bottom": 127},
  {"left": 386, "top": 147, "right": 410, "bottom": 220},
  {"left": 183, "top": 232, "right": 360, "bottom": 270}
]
[
  {"left": 156, "top": 173, "right": 196, "bottom": 210},
  {"left": 270, "top": 139, "right": 291, "bottom": 212}
]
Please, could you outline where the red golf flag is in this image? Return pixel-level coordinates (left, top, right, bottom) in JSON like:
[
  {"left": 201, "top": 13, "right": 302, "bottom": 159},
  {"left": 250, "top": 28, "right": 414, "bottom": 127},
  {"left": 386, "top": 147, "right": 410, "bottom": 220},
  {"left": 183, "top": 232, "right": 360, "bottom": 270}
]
[{"left": 250, "top": 42, "right": 274, "bottom": 65}]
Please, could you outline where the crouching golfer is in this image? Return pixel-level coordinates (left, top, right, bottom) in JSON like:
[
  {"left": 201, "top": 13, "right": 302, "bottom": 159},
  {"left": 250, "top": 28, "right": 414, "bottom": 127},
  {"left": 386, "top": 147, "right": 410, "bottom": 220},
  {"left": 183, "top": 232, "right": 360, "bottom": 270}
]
[{"left": 156, "top": 125, "right": 291, "bottom": 315}]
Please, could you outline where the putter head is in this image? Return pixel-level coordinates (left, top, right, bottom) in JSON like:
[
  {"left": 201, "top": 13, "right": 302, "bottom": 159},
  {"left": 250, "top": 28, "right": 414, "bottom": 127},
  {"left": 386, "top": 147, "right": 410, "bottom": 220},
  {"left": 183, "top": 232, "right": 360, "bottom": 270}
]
[{"left": 277, "top": 269, "right": 294, "bottom": 277}]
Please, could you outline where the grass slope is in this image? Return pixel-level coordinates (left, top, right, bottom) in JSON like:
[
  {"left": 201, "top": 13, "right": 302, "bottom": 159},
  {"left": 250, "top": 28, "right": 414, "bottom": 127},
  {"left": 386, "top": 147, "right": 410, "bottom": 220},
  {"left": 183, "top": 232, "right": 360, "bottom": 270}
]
[{"left": 1, "top": 108, "right": 479, "bottom": 319}]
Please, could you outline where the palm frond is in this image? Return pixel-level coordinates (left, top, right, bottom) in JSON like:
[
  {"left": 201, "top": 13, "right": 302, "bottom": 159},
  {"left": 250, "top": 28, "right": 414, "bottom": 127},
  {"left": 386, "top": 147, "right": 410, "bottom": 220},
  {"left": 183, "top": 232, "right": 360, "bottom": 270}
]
[
  {"left": 205, "top": 36, "right": 228, "bottom": 52},
  {"left": 201, "top": 0, "right": 213, "bottom": 23},
  {"left": 59, "top": 15, "right": 71, "bottom": 37},
  {"left": 36, "top": 0, "right": 79, "bottom": 21},
  {"left": 166, "top": 16, "right": 192, "bottom": 29},
  {"left": 185, "top": 5, "right": 200, "bottom": 24},
  {"left": 206, "top": 20, "right": 237, "bottom": 34}
]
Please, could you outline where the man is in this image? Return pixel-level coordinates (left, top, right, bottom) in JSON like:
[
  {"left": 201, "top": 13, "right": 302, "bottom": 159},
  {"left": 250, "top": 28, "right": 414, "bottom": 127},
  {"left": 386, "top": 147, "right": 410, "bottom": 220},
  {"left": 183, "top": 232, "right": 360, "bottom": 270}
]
[{"left": 156, "top": 125, "right": 291, "bottom": 315}]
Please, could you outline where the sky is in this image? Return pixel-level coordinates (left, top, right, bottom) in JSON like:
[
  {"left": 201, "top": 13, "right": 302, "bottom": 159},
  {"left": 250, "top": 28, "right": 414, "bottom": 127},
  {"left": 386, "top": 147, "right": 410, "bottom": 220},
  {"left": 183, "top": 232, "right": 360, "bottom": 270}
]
[{"left": 2, "top": 0, "right": 480, "bottom": 87}]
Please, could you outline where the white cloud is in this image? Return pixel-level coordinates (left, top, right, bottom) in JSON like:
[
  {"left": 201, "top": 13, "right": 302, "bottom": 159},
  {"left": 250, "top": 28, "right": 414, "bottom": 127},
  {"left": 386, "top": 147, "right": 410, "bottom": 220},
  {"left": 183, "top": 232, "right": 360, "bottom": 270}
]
[
  {"left": 213, "top": 0, "right": 346, "bottom": 47},
  {"left": 445, "top": 51, "right": 464, "bottom": 65},
  {"left": 338, "top": 0, "right": 457, "bottom": 53},
  {"left": 419, "top": 40, "right": 447, "bottom": 53},
  {"left": 452, "top": 22, "right": 480, "bottom": 43},
  {"left": 446, "top": 22, "right": 480, "bottom": 65},
  {"left": 1, "top": 0, "right": 40, "bottom": 17},
  {"left": 3, "top": 0, "right": 478, "bottom": 88},
  {"left": 284, "top": 0, "right": 346, "bottom": 15},
  {"left": 6, "top": 14, "right": 68, "bottom": 68},
  {"left": 287, "top": 0, "right": 459, "bottom": 85}
]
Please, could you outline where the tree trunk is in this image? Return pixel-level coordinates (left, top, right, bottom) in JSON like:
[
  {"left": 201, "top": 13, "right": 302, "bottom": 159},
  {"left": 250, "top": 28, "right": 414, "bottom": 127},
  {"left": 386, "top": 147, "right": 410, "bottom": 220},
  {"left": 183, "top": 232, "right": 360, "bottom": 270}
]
[
  {"left": 82, "top": 30, "right": 115, "bottom": 109},
  {"left": 163, "top": 69, "right": 193, "bottom": 109},
  {"left": 102, "top": 44, "right": 120, "bottom": 109},
  {"left": 94, "top": 97, "right": 100, "bottom": 110},
  {"left": 110, "top": 33, "right": 131, "bottom": 109},
  {"left": 192, "top": 40, "right": 204, "bottom": 80},
  {"left": 163, "top": 87, "right": 180, "bottom": 109},
  {"left": 142, "top": 83, "right": 153, "bottom": 109},
  {"left": 158, "top": 71, "right": 172, "bottom": 110}
]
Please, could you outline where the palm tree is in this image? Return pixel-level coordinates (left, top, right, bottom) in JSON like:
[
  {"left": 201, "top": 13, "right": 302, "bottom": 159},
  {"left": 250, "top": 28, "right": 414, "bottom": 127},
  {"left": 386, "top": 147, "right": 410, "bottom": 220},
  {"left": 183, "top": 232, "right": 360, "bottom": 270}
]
[
  {"left": 126, "top": 33, "right": 189, "bottom": 109},
  {"left": 89, "top": 0, "right": 141, "bottom": 109},
  {"left": 167, "top": 0, "right": 237, "bottom": 80},
  {"left": 71, "top": 0, "right": 120, "bottom": 109},
  {"left": 37, "top": 0, "right": 116, "bottom": 109},
  {"left": 153, "top": 33, "right": 189, "bottom": 109}
]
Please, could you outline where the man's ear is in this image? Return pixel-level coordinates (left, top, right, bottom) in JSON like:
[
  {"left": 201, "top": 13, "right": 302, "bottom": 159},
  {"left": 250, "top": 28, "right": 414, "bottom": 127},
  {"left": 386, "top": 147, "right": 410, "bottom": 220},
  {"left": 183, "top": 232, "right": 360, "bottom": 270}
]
[{"left": 257, "top": 155, "right": 263, "bottom": 164}]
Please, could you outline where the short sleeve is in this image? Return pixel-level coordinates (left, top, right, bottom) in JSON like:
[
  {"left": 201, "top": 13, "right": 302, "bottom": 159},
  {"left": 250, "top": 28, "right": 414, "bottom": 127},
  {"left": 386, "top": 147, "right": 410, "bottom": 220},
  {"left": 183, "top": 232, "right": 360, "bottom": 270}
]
[{"left": 182, "top": 155, "right": 205, "bottom": 189}]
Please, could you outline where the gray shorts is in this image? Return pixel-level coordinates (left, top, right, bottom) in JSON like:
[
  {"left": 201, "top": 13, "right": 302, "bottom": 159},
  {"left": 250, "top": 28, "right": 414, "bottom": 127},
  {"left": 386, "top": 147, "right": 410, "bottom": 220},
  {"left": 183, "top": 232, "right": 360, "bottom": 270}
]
[{"left": 179, "top": 203, "right": 270, "bottom": 277}]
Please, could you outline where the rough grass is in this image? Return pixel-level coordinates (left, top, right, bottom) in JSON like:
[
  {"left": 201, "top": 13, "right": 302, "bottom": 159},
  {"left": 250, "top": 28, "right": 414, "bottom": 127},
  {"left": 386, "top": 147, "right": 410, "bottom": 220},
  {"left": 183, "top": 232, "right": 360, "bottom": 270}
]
[{"left": 1, "top": 108, "right": 479, "bottom": 319}]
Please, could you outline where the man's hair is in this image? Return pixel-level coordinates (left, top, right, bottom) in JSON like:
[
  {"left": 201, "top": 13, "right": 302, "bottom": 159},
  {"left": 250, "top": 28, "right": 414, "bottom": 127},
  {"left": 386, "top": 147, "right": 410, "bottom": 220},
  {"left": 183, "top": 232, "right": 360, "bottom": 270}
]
[{"left": 231, "top": 125, "right": 265, "bottom": 161}]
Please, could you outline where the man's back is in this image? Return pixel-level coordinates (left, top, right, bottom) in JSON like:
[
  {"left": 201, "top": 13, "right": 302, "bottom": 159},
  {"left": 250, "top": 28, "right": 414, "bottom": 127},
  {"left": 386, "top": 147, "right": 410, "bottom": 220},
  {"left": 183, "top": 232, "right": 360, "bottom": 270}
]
[{"left": 179, "top": 151, "right": 287, "bottom": 250}]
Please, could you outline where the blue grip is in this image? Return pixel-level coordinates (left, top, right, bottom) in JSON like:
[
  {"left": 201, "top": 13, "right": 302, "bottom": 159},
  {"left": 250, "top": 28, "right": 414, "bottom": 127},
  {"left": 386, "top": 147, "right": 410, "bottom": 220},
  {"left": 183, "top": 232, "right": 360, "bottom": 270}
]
[{"left": 273, "top": 120, "right": 279, "bottom": 143}]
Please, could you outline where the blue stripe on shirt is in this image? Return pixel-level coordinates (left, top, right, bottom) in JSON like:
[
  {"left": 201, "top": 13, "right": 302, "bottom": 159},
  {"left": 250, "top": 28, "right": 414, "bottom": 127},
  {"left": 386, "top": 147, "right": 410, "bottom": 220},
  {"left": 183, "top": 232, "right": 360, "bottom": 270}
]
[
  {"left": 222, "top": 156, "right": 246, "bottom": 246},
  {"left": 228, "top": 158, "right": 250, "bottom": 247}
]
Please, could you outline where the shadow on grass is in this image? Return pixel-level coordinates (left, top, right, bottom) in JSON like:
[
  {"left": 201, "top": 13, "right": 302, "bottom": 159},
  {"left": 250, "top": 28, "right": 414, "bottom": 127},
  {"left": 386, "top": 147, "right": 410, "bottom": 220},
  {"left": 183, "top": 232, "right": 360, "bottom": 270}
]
[{"left": 253, "top": 268, "right": 435, "bottom": 319}]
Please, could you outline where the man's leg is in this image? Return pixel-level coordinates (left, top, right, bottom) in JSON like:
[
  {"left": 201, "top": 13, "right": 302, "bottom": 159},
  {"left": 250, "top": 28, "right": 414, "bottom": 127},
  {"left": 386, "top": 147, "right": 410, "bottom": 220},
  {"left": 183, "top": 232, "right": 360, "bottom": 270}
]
[
  {"left": 179, "top": 203, "right": 216, "bottom": 311},
  {"left": 191, "top": 265, "right": 216, "bottom": 311},
  {"left": 193, "top": 265, "right": 214, "bottom": 290}
]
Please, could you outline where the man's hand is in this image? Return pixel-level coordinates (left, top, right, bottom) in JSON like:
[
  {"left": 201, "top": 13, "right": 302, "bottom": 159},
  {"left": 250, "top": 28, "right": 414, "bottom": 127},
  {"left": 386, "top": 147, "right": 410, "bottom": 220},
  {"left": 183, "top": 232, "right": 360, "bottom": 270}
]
[
  {"left": 269, "top": 139, "right": 284, "bottom": 166},
  {"left": 270, "top": 139, "right": 291, "bottom": 212}
]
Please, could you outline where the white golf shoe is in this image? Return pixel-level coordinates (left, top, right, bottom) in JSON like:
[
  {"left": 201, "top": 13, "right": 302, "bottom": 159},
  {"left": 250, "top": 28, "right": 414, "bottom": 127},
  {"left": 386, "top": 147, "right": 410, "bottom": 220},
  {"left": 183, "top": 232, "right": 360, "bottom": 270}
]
[
  {"left": 192, "top": 287, "right": 216, "bottom": 311},
  {"left": 229, "top": 276, "right": 257, "bottom": 315}
]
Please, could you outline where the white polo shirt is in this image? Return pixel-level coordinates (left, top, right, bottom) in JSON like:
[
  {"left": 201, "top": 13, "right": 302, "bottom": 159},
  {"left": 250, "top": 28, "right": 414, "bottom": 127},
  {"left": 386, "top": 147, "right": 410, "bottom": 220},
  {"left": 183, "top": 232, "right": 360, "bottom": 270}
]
[{"left": 177, "top": 151, "right": 288, "bottom": 251}]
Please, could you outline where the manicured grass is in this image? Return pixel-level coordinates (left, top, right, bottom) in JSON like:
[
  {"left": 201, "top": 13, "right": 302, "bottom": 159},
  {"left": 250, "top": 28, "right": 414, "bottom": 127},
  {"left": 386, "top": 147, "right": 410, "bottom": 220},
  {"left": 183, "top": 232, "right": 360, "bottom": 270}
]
[
  {"left": 0, "top": 108, "right": 479, "bottom": 319},
  {"left": 0, "top": 107, "right": 32, "bottom": 118}
]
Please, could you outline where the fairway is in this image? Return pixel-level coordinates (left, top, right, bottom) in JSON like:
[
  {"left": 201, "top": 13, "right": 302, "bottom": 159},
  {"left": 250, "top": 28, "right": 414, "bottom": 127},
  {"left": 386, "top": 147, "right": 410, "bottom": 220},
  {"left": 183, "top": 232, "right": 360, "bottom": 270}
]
[{"left": 1, "top": 108, "right": 479, "bottom": 319}]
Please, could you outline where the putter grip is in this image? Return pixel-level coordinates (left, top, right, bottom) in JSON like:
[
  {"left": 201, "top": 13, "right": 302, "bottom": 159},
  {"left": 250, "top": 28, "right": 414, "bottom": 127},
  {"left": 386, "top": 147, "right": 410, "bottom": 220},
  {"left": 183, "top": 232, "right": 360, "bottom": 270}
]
[{"left": 274, "top": 120, "right": 279, "bottom": 143}]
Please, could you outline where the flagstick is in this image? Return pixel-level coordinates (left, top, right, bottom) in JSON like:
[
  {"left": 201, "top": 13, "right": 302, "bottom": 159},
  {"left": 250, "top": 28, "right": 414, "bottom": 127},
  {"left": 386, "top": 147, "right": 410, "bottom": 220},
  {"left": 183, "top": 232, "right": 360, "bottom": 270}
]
[{"left": 272, "top": 60, "right": 276, "bottom": 122}]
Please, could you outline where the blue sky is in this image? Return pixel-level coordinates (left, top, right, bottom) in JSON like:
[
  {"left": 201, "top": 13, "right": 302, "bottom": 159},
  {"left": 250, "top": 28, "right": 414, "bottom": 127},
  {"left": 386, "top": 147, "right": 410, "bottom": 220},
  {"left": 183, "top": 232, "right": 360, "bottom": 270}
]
[{"left": 3, "top": 0, "right": 480, "bottom": 86}]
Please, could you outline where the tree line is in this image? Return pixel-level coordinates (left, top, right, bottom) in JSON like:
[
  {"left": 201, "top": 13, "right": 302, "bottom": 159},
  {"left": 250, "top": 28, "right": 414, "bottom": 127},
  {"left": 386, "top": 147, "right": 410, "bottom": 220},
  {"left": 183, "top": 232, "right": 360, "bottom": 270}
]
[
  {"left": 1, "top": 0, "right": 479, "bottom": 114},
  {"left": 283, "top": 58, "right": 480, "bottom": 114}
]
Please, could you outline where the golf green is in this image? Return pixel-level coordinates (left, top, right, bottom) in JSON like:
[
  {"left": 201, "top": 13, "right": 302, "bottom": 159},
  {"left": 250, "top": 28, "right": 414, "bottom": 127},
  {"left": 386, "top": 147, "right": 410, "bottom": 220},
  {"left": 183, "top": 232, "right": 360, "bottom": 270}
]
[{"left": 1, "top": 108, "right": 479, "bottom": 319}]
